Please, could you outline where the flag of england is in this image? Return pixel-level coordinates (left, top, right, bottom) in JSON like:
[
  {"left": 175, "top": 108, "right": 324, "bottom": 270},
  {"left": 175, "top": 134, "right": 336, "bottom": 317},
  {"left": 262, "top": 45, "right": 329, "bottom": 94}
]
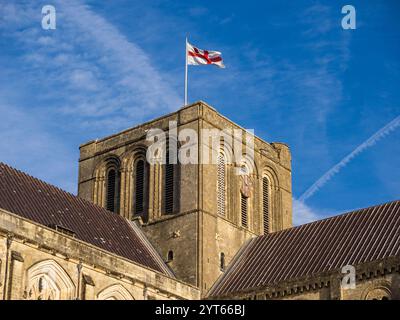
[{"left": 187, "top": 42, "right": 225, "bottom": 68}]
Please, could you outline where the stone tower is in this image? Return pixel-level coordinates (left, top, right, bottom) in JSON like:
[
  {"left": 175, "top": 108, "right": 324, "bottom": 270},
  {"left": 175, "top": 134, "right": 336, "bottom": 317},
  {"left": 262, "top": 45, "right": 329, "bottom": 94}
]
[{"left": 77, "top": 101, "right": 292, "bottom": 296}]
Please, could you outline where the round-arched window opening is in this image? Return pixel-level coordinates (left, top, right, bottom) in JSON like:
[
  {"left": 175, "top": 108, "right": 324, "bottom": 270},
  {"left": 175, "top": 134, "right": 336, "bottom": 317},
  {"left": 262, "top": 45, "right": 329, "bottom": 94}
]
[
  {"left": 220, "top": 252, "right": 226, "bottom": 271},
  {"left": 217, "top": 152, "right": 226, "bottom": 217},
  {"left": 167, "top": 250, "right": 174, "bottom": 262},
  {"left": 105, "top": 162, "right": 121, "bottom": 214}
]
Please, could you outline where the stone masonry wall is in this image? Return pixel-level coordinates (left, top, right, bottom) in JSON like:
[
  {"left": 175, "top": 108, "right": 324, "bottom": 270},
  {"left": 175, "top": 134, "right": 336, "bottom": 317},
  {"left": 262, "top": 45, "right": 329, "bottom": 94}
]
[{"left": 0, "top": 208, "right": 200, "bottom": 300}]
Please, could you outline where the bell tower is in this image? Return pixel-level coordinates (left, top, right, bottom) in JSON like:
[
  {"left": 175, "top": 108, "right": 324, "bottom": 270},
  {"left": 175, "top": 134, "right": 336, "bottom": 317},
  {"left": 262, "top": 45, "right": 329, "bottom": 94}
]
[{"left": 78, "top": 101, "right": 292, "bottom": 296}]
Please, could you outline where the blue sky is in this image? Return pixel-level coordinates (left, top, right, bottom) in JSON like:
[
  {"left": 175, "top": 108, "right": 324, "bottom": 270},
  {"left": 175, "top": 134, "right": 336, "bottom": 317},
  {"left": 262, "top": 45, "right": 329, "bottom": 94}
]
[{"left": 0, "top": 0, "right": 399, "bottom": 224}]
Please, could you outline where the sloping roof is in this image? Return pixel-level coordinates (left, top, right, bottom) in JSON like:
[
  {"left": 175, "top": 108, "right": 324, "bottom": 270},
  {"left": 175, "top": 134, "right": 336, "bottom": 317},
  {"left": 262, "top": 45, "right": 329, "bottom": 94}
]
[
  {"left": 0, "top": 162, "right": 172, "bottom": 276},
  {"left": 209, "top": 200, "right": 400, "bottom": 298}
]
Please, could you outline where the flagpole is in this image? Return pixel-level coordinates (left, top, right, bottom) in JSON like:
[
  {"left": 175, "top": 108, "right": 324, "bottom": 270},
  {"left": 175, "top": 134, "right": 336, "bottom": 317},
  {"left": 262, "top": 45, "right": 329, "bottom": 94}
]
[{"left": 184, "top": 36, "right": 188, "bottom": 106}]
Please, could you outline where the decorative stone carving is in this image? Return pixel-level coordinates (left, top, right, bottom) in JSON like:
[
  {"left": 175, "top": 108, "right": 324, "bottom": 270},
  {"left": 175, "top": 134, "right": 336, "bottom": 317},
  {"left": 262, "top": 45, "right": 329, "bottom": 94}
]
[
  {"left": 172, "top": 230, "right": 181, "bottom": 238},
  {"left": 240, "top": 174, "right": 253, "bottom": 198},
  {"left": 26, "top": 260, "right": 75, "bottom": 300}
]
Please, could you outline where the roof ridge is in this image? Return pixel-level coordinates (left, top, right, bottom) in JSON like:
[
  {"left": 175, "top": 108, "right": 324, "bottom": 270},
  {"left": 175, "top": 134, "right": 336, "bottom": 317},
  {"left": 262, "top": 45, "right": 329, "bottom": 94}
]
[
  {"left": 264, "top": 198, "right": 400, "bottom": 238},
  {"left": 209, "top": 200, "right": 400, "bottom": 297},
  {"left": 128, "top": 220, "right": 175, "bottom": 277},
  {"left": 0, "top": 162, "right": 78, "bottom": 197}
]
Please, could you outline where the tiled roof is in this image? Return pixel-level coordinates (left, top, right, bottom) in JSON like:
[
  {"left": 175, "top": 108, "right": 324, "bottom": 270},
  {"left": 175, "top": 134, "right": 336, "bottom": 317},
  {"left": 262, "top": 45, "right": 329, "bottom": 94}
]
[
  {"left": 209, "top": 200, "right": 400, "bottom": 297},
  {"left": 0, "top": 162, "right": 172, "bottom": 276}
]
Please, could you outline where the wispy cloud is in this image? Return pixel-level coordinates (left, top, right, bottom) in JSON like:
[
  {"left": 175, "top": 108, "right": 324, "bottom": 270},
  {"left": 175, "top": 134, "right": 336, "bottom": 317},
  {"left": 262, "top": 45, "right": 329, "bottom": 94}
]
[
  {"left": 196, "top": 3, "right": 353, "bottom": 174},
  {"left": 299, "top": 114, "right": 400, "bottom": 202},
  {"left": 1, "top": 0, "right": 182, "bottom": 133},
  {"left": 293, "top": 198, "right": 320, "bottom": 225},
  {"left": 0, "top": 0, "right": 185, "bottom": 192},
  {"left": 293, "top": 198, "right": 339, "bottom": 225},
  {"left": 60, "top": 0, "right": 181, "bottom": 112},
  {"left": 301, "top": 4, "right": 335, "bottom": 37},
  {"left": 219, "top": 14, "right": 235, "bottom": 25}
]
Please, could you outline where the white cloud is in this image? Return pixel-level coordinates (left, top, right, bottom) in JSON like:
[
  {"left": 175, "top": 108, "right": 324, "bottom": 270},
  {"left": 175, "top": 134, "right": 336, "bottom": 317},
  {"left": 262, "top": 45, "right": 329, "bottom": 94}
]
[
  {"left": 0, "top": 0, "right": 187, "bottom": 191},
  {"left": 292, "top": 198, "right": 320, "bottom": 225},
  {"left": 1, "top": 0, "right": 182, "bottom": 132},
  {"left": 292, "top": 198, "right": 340, "bottom": 226},
  {"left": 60, "top": 0, "right": 181, "bottom": 112},
  {"left": 69, "top": 69, "right": 100, "bottom": 91}
]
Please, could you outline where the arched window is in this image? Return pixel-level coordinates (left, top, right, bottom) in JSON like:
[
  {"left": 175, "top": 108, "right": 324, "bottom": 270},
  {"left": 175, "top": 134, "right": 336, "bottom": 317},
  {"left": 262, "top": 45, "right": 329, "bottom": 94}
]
[
  {"left": 164, "top": 141, "right": 178, "bottom": 215},
  {"left": 220, "top": 252, "right": 225, "bottom": 271},
  {"left": 133, "top": 158, "right": 149, "bottom": 220},
  {"left": 364, "top": 287, "right": 392, "bottom": 300},
  {"left": 241, "top": 194, "right": 248, "bottom": 228},
  {"left": 217, "top": 152, "right": 226, "bottom": 216},
  {"left": 106, "top": 169, "right": 116, "bottom": 212},
  {"left": 97, "top": 284, "right": 134, "bottom": 300},
  {"left": 106, "top": 160, "right": 120, "bottom": 214},
  {"left": 262, "top": 177, "right": 270, "bottom": 234},
  {"left": 26, "top": 260, "right": 75, "bottom": 300},
  {"left": 167, "top": 250, "right": 174, "bottom": 262}
]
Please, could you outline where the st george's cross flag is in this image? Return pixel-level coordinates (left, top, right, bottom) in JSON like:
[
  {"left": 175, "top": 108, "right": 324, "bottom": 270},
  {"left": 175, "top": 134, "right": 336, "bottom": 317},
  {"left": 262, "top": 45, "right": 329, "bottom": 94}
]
[{"left": 187, "top": 42, "right": 225, "bottom": 68}]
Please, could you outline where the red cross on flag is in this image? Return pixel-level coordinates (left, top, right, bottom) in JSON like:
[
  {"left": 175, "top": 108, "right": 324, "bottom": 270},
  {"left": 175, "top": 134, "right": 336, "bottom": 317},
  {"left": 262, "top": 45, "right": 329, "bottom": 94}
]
[{"left": 187, "top": 42, "right": 225, "bottom": 68}]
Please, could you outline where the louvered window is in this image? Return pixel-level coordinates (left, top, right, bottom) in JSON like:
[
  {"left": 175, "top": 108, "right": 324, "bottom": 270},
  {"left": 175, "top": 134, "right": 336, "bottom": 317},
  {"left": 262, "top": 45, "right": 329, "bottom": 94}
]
[
  {"left": 241, "top": 194, "right": 248, "bottom": 227},
  {"left": 164, "top": 148, "right": 174, "bottom": 214},
  {"left": 263, "top": 177, "right": 270, "bottom": 234},
  {"left": 217, "top": 153, "right": 226, "bottom": 216},
  {"left": 106, "top": 169, "right": 117, "bottom": 213},
  {"left": 134, "top": 159, "right": 145, "bottom": 215}
]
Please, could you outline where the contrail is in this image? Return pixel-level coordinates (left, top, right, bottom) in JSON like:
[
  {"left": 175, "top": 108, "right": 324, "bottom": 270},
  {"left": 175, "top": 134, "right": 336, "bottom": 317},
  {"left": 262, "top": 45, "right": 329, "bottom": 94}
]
[{"left": 299, "top": 114, "right": 400, "bottom": 202}]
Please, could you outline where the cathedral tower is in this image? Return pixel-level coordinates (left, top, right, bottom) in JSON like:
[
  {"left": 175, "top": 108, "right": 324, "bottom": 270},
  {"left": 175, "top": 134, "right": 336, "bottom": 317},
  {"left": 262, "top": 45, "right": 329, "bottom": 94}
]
[{"left": 78, "top": 101, "right": 292, "bottom": 296}]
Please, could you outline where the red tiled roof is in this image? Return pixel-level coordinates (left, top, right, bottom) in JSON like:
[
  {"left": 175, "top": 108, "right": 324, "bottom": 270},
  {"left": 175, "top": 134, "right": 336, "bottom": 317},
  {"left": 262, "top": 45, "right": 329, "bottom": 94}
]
[
  {"left": 208, "top": 200, "right": 400, "bottom": 297},
  {"left": 0, "top": 162, "right": 172, "bottom": 276}
]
